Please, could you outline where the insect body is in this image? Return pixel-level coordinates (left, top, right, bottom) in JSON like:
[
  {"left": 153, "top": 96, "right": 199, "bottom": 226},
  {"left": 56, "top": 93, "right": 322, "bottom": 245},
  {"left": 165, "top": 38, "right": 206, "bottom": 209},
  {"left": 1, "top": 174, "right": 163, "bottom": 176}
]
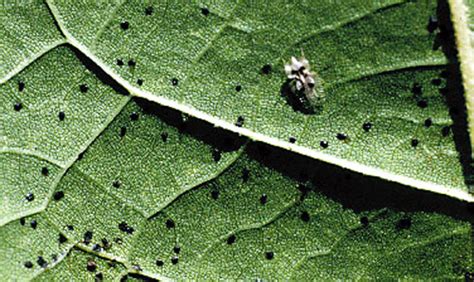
[{"left": 284, "top": 54, "right": 324, "bottom": 113}]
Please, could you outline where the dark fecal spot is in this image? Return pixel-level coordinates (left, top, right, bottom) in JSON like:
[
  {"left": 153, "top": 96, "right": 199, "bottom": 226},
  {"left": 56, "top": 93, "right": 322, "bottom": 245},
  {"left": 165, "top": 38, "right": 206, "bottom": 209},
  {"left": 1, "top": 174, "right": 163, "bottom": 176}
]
[
  {"left": 261, "top": 64, "right": 272, "bottom": 74},
  {"left": 156, "top": 260, "right": 164, "bottom": 267},
  {"left": 360, "top": 216, "right": 369, "bottom": 227},
  {"left": 300, "top": 211, "right": 310, "bottom": 222},
  {"left": 212, "top": 148, "right": 221, "bottom": 162},
  {"left": 173, "top": 245, "right": 181, "bottom": 254},
  {"left": 417, "top": 100, "right": 428, "bottom": 108},
  {"left": 137, "top": 79, "right": 143, "bottom": 86},
  {"left": 211, "top": 190, "right": 219, "bottom": 200},
  {"left": 120, "top": 126, "right": 127, "bottom": 137},
  {"left": 67, "top": 225, "right": 74, "bottom": 231},
  {"left": 320, "top": 140, "right": 329, "bottom": 148},
  {"left": 171, "top": 256, "right": 179, "bottom": 265},
  {"left": 171, "top": 78, "right": 179, "bottom": 86},
  {"left": 58, "top": 233, "right": 68, "bottom": 244},
  {"left": 84, "top": 231, "right": 93, "bottom": 244},
  {"left": 362, "top": 122, "right": 372, "bottom": 132},
  {"left": 265, "top": 251, "right": 274, "bottom": 260},
  {"left": 41, "top": 167, "right": 49, "bottom": 176},
  {"left": 92, "top": 244, "right": 102, "bottom": 252},
  {"left": 58, "top": 111, "right": 65, "bottom": 121},
  {"left": 87, "top": 259, "right": 97, "bottom": 272},
  {"left": 128, "top": 59, "right": 136, "bottom": 67},
  {"left": 24, "top": 261, "right": 33, "bottom": 268},
  {"left": 80, "top": 84, "right": 88, "bottom": 93},
  {"left": 20, "top": 217, "right": 25, "bottom": 225},
  {"left": 242, "top": 168, "right": 250, "bottom": 182},
  {"left": 117, "top": 59, "right": 124, "bottom": 66},
  {"left": 30, "top": 220, "right": 37, "bottom": 229},
  {"left": 336, "top": 133, "right": 347, "bottom": 140},
  {"left": 235, "top": 85, "right": 242, "bottom": 92},
  {"left": 166, "top": 219, "right": 175, "bottom": 229},
  {"left": 130, "top": 112, "right": 139, "bottom": 121},
  {"left": 112, "top": 180, "right": 121, "bottom": 188},
  {"left": 411, "top": 139, "right": 419, "bottom": 148},
  {"left": 95, "top": 272, "right": 104, "bottom": 281},
  {"left": 259, "top": 194, "right": 268, "bottom": 205},
  {"left": 53, "top": 191, "right": 64, "bottom": 201},
  {"left": 235, "top": 116, "right": 245, "bottom": 127},
  {"left": 14, "top": 103, "right": 22, "bottom": 111},
  {"left": 412, "top": 83, "right": 422, "bottom": 96},
  {"left": 161, "top": 132, "right": 168, "bottom": 142},
  {"left": 227, "top": 234, "right": 236, "bottom": 245},
  {"left": 431, "top": 78, "right": 442, "bottom": 86},
  {"left": 25, "top": 193, "right": 34, "bottom": 202},
  {"left": 118, "top": 221, "right": 135, "bottom": 234},
  {"left": 424, "top": 118, "right": 432, "bottom": 128},
  {"left": 37, "top": 256, "right": 47, "bottom": 268},
  {"left": 101, "top": 238, "right": 111, "bottom": 250},
  {"left": 396, "top": 218, "right": 412, "bottom": 230},
  {"left": 120, "top": 21, "right": 129, "bottom": 30},
  {"left": 201, "top": 7, "right": 209, "bottom": 16},
  {"left": 441, "top": 126, "right": 450, "bottom": 137},
  {"left": 289, "top": 137, "right": 296, "bottom": 143},
  {"left": 427, "top": 15, "right": 438, "bottom": 33},
  {"left": 235, "top": 116, "right": 244, "bottom": 127},
  {"left": 145, "top": 6, "right": 153, "bottom": 15},
  {"left": 18, "top": 81, "right": 25, "bottom": 92}
]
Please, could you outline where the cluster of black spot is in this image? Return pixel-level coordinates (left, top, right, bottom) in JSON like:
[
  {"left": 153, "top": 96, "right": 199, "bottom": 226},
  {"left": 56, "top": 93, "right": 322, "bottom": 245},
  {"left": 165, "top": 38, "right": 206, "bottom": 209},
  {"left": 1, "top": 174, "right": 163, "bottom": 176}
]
[
  {"left": 261, "top": 64, "right": 272, "bottom": 74},
  {"left": 336, "top": 133, "right": 348, "bottom": 141},
  {"left": 227, "top": 234, "right": 236, "bottom": 245},
  {"left": 120, "top": 126, "right": 127, "bottom": 137},
  {"left": 201, "top": 7, "right": 210, "bottom": 16},
  {"left": 37, "top": 256, "right": 48, "bottom": 268},
  {"left": 212, "top": 148, "right": 221, "bottom": 162},
  {"left": 235, "top": 116, "right": 244, "bottom": 127},
  {"left": 84, "top": 231, "right": 93, "bottom": 244},
  {"left": 362, "top": 122, "right": 372, "bottom": 132},
  {"left": 120, "top": 21, "right": 129, "bottom": 30},
  {"left": 80, "top": 84, "right": 89, "bottom": 93},
  {"left": 411, "top": 139, "right": 419, "bottom": 148},
  {"left": 53, "top": 191, "right": 64, "bottom": 201},
  {"left": 289, "top": 137, "right": 296, "bottom": 144},
  {"left": 360, "top": 216, "right": 369, "bottom": 227},
  {"left": 161, "top": 132, "right": 168, "bottom": 142},
  {"left": 211, "top": 190, "right": 219, "bottom": 200},
  {"left": 235, "top": 85, "right": 242, "bottom": 92},
  {"left": 166, "top": 218, "right": 176, "bottom": 229},
  {"left": 30, "top": 220, "right": 38, "bottom": 229},
  {"left": 171, "top": 78, "right": 179, "bottom": 86},
  {"left": 396, "top": 217, "right": 412, "bottom": 230},
  {"left": 25, "top": 193, "right": 34, "bottom": 202},
  {"left": 87, "top": 259, "right": 97, "bottom": 272},
  {"left": 320, "top": 140, "right": 328, "bottom": 148},
  {"left": 58, "top": 233, "right": 68, "bottom": 244},
  {"left": 14, "top": 103, "right": 22, "bottom": 111},
  {"left": 265, "top": 251, "right": 274, "bottom": 260},
  {"left": 145, "top": 6, "right": 153, "bottom": 15},
  {"left": 300, "top": 211, "right": 310, "bottom": 222},
  {"left": 424, "top": 118, "right": 432, "bottom": 128},
  {"left": 41, "top": 167, "right": 49, "bottom": 176},
  {"left": 18, "top": 81, "right": 25, "bottom": 92},
  {"left": 58, "top": 111, "right": 65, "bottom": 121},
  {"left": 130, "top": 112, "right": 139, "bottom": 121},
  {"left": 259, "top": 194, "right": 268, "bottom": 205},
  {"left": 118, "top": 221, "right": 135, "bottom": 234},
  {"left": 242, "top": 168, "right": 250, "bottom": 182},
  {"left": 427, "top": 15, "right": 438, "bottom": 33}
]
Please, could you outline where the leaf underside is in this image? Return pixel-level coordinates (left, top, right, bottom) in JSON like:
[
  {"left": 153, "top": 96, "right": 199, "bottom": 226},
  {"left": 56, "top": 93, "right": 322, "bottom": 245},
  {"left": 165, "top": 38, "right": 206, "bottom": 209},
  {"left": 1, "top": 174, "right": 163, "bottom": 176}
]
[{"left": 0, "top": 1, "right": 473, "bottom": 281}]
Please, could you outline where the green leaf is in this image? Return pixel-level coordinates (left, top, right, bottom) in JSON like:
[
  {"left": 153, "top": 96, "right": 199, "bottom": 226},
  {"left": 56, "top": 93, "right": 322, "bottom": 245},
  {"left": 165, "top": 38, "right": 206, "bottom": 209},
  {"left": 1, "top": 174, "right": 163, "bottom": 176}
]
[{"left": 38, "top": 0, "right": 474, "bottom": 201}]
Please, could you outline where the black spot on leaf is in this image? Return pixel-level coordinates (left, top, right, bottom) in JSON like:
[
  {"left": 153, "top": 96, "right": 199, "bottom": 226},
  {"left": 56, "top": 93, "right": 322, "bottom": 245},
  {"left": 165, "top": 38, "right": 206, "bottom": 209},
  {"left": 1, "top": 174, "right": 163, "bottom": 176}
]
[
  {"left": 411, "top": 139, "right": 419, "bottom": 147},
  {"left": 145, "top": 6, "right": 153, "bottom": 15},
  {"left": 362, "top": 122, "right": 372, "bottom": 132},
  {"left": 320, "top": 140, "right": 328, "bottom": 148},
  {"left": 156, "top": 260, "right": 164, "bottom": 266},
  {"left": 67, "top": 225, "right": 74, "bottom": 231},
  {"left": 101, "top": 238, "right": 111, "bottom": 250},
  {"left": 58, "top": 111, "right": 65, "bottom": 121},
  {"left": 14, "top": 103, "right": 22, "bottom": 111},
  {"left": 130, "top": 112, "right": 139, "bottom": 121},
  {"left": 24, "top": 261, "right": 33, "bottom": 268},
  {"left": 235, "top": 116, "right": 244, "bottom": 127},
  {"left": 396, "top": 218, "right": 412, "bottom": 230},
  {"left": 128, "top": 60, "right": 136, "bottom": 67},
  {"left": 84, "top": 231, "right": 93, "bottom": 244},
  {"left": 265, "top": 251, "right": 274, "bottom": 260},
  {"left": 211, "top": 190, "right": 219, "bottom": 200},
  {"left": 41, "top": 167, "right": 49, "bottom": 176},
  {"left": 300, "top": 211, "right": 310, "bottom": 222},
  {"left": 171, "top": 256, "right": 179, "bottom": 264},
  {"left": 95, "top": 272, "right": 104, "bottom": 281},
  {"left": 92, "top": 244, "right": 102, "bottom": 252},
  {"left": 360, "top": 216, "right": 369, "bottom": 227},
  {"left": 173, "top": 245, "right": 181, "bottom": 254},
  {"left": 261, "top": 64, "right": 272, "bottom": 74},
  {"left": 212, "top": 148, "right": 221, "bottom": 162},
  {"left": 80, "top": 84, "right": 88, "bottom": 93},
  {"left": 87, "top": 259, "right": 97, "bottom": 272},
  {"left": 289, "top": 137, "right": 296, "bottom": 143},
  {"left": 30, "top": 220, "right": 37, "bottom": 229},
  {"left": 18, "top": 81, "right": 25, "bottom": 92},
  {"left": 137, "top": 79, "right": 143, "bottom": 86},
  {"left": 171, "top": 78, "right": 178, "bottom": 86},
  {"left": 424, "top": 118, "right": 432, "bottom": 128},
  {"left": 59, "top": 233, "right": 67, "bottom": 243},
  {"left": 412, "top": 83, "right": 422, "bottom": 96},
  {"left": 336, "top": 133, "right": 347, "bottom": 140},
  {"left": 20, "top": 218, "right": 25, "bottom": 225},
  {"left": 227, "top": 234, "right": 236, "bottom": 245},
  {"left": 25, "top": 193, "right": 34, "bottom": 202},
  {"left": 118, "top": 221, "right": 134, "bottom": 234},
  {"left": 201, "top": 7, "right": 209, "bottom": 16},
  {"left": 120, "top": 21, "right": 129, "bottom": 30},
  {"left": 120, "top": 126, "right": 127, "bottom": 137},
  {"left": 117, "top": 59, "right": 124, "bottom": 66},
  {"left": 53, "top": 191, "right": 64, "bottom": 201},
  {"left": 259, "top": 194, "right": 267, "bottom": 205},
  {"left": 166, "top": 219, "right": 175, "bottom": 229},
  {"left": 242, "top": 168, "right": 250, "bottom": 182},
  {"left": 37, "top": 256, "right": 47, "bottom": 268},
  {"left": 161, "top": 132, "right": 168, "bottom": 142},
  {"left": 235, "top": 85, "right": 242, "bottom": 92}
]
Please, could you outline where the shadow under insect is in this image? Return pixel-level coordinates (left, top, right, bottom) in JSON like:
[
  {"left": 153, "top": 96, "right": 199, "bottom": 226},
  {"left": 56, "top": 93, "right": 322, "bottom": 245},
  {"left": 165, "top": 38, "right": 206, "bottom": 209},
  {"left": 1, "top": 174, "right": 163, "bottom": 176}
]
[{"left": 280, "top": 79, "right": 323, "bottom": 115}]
